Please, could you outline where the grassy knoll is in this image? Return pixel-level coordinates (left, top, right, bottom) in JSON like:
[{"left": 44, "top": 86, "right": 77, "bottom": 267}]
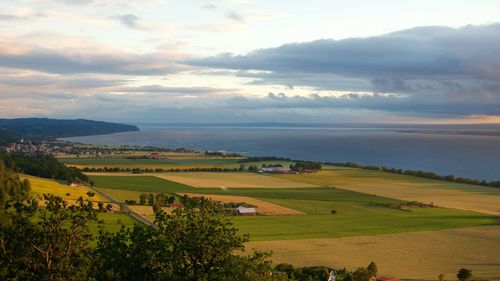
[
  {"left": 22, "top": 174, "right": 106, "bottom": 202},
  {"left": 90, "top": 175, "right": 495, "bottom": 241},
  {"left": 272, "top": 168, "right": 500, "bottom": 215},
  {"left": 247, "top": 226, "right": 500, "bottom": 281}
]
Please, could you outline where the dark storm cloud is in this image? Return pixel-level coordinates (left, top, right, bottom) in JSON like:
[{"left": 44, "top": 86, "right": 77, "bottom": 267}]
[{"left": 0, "top": 47, "right": 186, "bottom": 75}]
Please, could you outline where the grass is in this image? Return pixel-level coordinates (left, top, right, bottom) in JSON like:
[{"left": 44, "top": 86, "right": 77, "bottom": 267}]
[
  {"left": 272, "top": 168, "right": 500, "bottom": 216},
  {"left": 233, "top": 207, "right": 493, "bottom": 241},
  {"left": 90, "top": 175, "right": 495, "bottom": 241},
  {"left": 92, "top": 213, "right": 138, "bottom": 234},
  {"left": 247, "top": 226, "right": 500, "bottom": 281},
  {"left": 23, "top": 174, "right": 106, "bottom": 202},
  {"left": 92, "top": 175, "right": 197, "bottom": 193}
]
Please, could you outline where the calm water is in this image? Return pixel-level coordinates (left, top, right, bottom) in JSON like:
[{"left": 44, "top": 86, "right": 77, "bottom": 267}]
[{"left": 63, "top": 126, "right": 500, "bottom": 181}]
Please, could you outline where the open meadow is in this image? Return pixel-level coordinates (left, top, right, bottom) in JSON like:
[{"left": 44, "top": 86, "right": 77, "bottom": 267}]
[{"left": 272, "top": 168, "right": 500, "bottom": 215}]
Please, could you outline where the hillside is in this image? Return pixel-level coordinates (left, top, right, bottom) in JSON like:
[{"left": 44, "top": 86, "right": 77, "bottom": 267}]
[{"left": 0, "top": 118, "right": 139, "bottom": 140}]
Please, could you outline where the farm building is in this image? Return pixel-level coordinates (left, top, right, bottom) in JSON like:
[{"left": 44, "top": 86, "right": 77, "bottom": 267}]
[
  {"left": 70, "top": 182, "right": 86, "bottom": 187},
  {"left": 237, "top": 206, "right": 257, "bottom": 216},
  {"left": 259, "top": 167, "right": 291, "bottom": 174}
]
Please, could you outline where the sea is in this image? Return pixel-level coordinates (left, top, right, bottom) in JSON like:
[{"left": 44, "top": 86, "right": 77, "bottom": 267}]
[{"left": 62, "top": 124, "right": 500, "bottom": 181}]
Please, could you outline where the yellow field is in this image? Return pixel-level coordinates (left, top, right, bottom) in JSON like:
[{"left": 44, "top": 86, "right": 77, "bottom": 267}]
[
  {"left": 154, "top": 172, "right": 317, "bottom": 188},
  {"left": 273, "top": 169, "right": 500, "bottom": 215},
  {"left": 178, "top": 193, "right": 304, "bottom": 215},
  {"left": 247, "top": 226, "right": 500, "bottom": 281},
  {"left": 22, "top": 174, "right": 106, "bottom": 202}
]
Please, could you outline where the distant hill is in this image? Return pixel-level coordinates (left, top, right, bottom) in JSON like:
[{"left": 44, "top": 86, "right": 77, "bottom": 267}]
[{"left": 0, "top": 118, "right": 139, "bottom": 140}]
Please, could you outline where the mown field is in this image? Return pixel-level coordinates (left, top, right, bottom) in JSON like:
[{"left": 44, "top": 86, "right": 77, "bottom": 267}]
[
  {"left": 90, "top": 175, "right": 495, "bottom": 241},
  {"left": 272, "top": 168, "right": 500, "bottom": 216}
]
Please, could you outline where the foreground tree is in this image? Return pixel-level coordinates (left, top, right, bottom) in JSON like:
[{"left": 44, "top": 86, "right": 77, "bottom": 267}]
[
  {"left": 0, "top": 194, "right": 97, "bottom": 281},
  {"left": 94, "top": 196, "right": 279, "bottom": 281},
  {"left": 456, "top": 268, "right": 472, "bottom": 281}
]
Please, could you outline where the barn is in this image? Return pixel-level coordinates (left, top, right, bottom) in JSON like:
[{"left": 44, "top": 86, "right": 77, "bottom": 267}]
[{"left": 237, "top": 206, "right": 257, "bottom": 216}]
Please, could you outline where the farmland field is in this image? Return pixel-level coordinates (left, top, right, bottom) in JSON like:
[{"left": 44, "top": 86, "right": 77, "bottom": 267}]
[
  {"left": 272, "top": 168, "right": 500, "bottom": 215},
  {"left": 23, "top": 174, "right": 106, "bottom": 202},
  {"left": 90, "top": 175, "right": 495, "bottom": 240},
  {"left": 247, "top": 226, "right": 500, "bottom": 281},
  {"left": 177, "top": 193, "right": 304, "bottom": 215},
  {"left": 154, "top": 172, "right": 317, "bottom": 188},
  {"left": 88, "top": 171, "right": 499, "bottom": 280}
]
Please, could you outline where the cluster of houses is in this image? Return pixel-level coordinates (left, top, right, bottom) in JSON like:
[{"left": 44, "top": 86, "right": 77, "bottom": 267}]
[{"left": 2, "top": 140, "right": 69, "bottom": 154}]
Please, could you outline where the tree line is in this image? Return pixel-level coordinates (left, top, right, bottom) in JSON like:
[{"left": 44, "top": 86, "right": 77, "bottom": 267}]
[
  {"left": 82, "top": 166, "right": 239, "bottom": 173},
  {"left": 0, "top": 152, "right": 89, "bottom": 184}
]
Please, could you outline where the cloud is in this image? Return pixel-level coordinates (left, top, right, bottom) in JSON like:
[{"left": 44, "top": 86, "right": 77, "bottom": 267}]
[
  {"left": 185, "top": 24, "right": 500, "bottom": 117},
  {"left": 201, "top": 3, "right": 218, "bottom": 9},
  {"left": 188, "top": 24, "right": 500, "bottom": 81},
  {"left": 117, "top": 85, "right": 237, "bottom": 95},
  {"left": 0, "top": 43, "right": 189, "bottom": 75},
  {"left": 225, "top": 11, "right": 245, "bottom": 22},
  {"left": 112, "top": 14, "right": 147, "bottom": 30},
  {"left": 0, "top": 14, "right": 24, "bottom": 21}
]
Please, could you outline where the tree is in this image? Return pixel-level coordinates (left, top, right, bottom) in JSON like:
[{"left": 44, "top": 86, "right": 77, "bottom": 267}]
[
  {"left": 367, "top": 261, "right": 378, "bottom": 276},
  {"left": 0, "top": 194, "right": 97, "bottom": 281},
  {"left": 457, "top": 268, "right": 472, "bottom": 281},
  {"left": 438, "top": 273, "right": 446, "bottom": 281},
  {"left": 239, "top": 164, "right": 246, "bottom": 172},
  {"left": 147, "top": 193, "right": 155, "bottom": 205},
  {"left": 94, "top": 196, "right": 278, "bottom": 281},
  {"left": 352, "top": 267, "right": 372, "bottom": 281},
  {"left": 139, "top": 193, "right": 147, "bottom": 205}
]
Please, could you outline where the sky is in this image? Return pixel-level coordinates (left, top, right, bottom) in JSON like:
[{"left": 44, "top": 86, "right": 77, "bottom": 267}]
[{"left": 1, "top": 0, "right": 500, "bottom": 124}]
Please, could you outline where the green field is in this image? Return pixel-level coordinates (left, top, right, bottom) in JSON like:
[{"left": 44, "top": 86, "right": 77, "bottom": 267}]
[
  {"left": 92, "top": 175, "right": 197, "bottom": 193},
  {"left": 272, "top": 168, "right": 500, "bottom": 216},
  {"left": 90, "top": 175, "right": 495, "bottom": 241},
  {"left": 92, "top": 213, "right": 139, "bottom": 234}
]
